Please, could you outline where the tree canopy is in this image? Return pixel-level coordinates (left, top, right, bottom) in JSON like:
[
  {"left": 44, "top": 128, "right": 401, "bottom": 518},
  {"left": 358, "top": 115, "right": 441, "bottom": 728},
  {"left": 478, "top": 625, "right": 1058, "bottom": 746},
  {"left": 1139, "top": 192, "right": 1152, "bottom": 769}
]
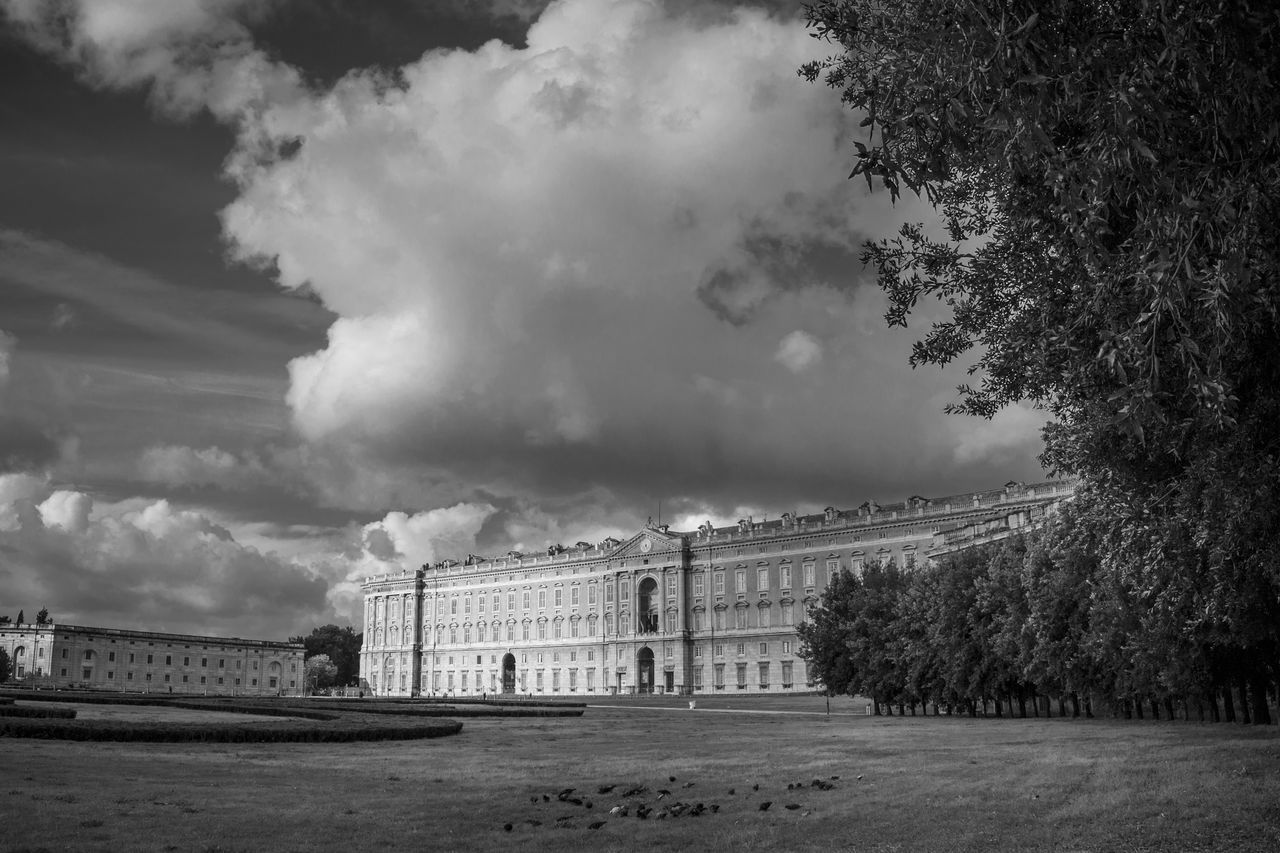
[
  {"left": 803, "top": 0, "right": 1280, "bottom": 706},
  {"left": 289, "top": 625, "right": 363, "bottom": 687}
]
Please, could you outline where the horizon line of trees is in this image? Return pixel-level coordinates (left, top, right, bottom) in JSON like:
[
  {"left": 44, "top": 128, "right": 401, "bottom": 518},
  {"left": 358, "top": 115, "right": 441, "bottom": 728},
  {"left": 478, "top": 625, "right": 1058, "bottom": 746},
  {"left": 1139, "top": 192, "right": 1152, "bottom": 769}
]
[{"left": 799, "top": 500, "right": 1277, "bottom": 725}]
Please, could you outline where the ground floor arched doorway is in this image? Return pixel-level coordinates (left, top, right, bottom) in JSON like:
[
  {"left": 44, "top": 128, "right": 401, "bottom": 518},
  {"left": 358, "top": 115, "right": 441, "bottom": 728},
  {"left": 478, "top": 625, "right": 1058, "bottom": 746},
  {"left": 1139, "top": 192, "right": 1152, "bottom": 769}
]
[
  {"left": 637, "top": 647, "right": 655, "bottom": 695},
  {"left": 502, "top": 653, "right": 516, "bottom": 693}
]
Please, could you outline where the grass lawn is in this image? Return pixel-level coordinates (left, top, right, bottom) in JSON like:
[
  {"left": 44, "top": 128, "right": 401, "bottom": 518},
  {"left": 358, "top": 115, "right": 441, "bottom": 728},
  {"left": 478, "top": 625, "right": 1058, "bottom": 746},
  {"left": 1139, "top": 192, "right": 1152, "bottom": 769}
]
[{"left": 4, "top": 698, "right": 1278, "bottom": 852}]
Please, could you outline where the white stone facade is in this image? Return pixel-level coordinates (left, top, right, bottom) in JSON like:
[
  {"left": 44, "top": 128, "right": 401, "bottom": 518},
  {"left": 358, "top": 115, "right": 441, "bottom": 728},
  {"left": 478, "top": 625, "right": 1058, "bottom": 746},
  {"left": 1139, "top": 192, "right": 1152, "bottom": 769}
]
[{"left": 361, "top": 480, "right": 1073, "bottom": 697}]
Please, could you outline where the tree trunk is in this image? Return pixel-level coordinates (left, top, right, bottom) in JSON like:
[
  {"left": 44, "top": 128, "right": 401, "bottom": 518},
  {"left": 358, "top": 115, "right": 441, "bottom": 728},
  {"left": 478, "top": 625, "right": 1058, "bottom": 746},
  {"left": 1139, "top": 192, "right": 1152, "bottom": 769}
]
[
  {"left": 968, "top": 699, "right": 977, "bottom": 718},
  {"left": 1238, "top": 682, "right": 1252, "bottom": 725},
  {"left": 1017, "top": 692, "right": 1027, "bottom": 718},
  {"left": 1123, "top": 698, "right": 1133, "bottom": 720},
  {"left": 1250, "top": 677, "right": 1271, "bottom": 725},
  {"left": 993, "top": 696, "right": 1002, "bottom": 718},
  {"left": 1084, "top": 696, "right": 1094, "bottom": 719},
  {"left": 1150, "top": 698, "right": 1160, "bottom": 720},
  {"left": 1164, "top": 696, "right": 1176, "bottom": 721},
  {"left": 1071, "top": 693, "right": 1080, "bottom": 718},
  {"left": 1058, "top": 695, "right": 1068, "bottom": 717},
  {"left": 1223, "top": 687, "right": 1236, "bottom": 723}
]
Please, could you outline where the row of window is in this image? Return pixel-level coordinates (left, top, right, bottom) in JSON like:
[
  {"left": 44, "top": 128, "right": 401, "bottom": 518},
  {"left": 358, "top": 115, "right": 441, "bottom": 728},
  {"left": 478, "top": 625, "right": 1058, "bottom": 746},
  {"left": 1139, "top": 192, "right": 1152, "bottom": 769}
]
[
  {"left": 53, "top": 669, "right": 291, "bottom": 688},
  {"left": 373, "top": 599, "right": 811, "bottom": 647}
]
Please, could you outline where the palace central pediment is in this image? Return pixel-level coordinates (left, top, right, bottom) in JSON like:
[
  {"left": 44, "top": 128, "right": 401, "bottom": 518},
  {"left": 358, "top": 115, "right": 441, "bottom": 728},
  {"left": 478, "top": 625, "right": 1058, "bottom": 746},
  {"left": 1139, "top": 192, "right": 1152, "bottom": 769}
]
[{"left": 609, "top": 527, "right": 686, "bottom": 560}]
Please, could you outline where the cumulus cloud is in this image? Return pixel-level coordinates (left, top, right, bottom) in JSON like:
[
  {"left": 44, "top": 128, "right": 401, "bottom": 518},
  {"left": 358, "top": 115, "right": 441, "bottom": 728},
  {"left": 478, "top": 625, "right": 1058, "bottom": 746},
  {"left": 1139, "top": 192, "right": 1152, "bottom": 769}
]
[
  {"left": 774, "top": 330, "right": 823, "bottom": 373},
  {"left": 210, "top": 0, "right": 977, "bottom": 509},
  {"left": 138, "top": 444, "right": 272, "bottom": 491},
  {"left": 1, "top": 0, "right": 302, "bottom": 120},
  {"left": 359, "top": 503, "right": 496, "bottom": 571},
  {"left": 0, "top": 476, "right": 340, "bottom": 637}
]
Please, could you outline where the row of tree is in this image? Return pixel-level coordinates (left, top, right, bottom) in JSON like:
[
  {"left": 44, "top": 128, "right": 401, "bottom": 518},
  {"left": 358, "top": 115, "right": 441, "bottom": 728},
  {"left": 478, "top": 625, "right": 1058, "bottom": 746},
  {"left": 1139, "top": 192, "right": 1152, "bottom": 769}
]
[
  {"left": 798, "top": 499, "right": 1278, "bottom": 724},
  {"left": 0, "top": 607, "right": 50, "bottom": 626}
]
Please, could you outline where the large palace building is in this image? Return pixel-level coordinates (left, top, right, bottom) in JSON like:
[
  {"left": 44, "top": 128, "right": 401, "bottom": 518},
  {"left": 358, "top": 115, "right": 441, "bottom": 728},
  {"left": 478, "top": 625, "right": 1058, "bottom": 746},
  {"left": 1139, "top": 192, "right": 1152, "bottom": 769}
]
[
  {"left": 360, "top": 479, "right": 1074, "bottom": 698},
  {"left": 0, "top": 623, "right": 305, "bottom": 696}
]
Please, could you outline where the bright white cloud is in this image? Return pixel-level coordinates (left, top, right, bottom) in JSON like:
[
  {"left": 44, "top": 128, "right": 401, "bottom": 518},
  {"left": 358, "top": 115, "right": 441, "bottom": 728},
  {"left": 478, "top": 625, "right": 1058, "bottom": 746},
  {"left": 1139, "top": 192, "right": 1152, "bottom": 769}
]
[
  {"left": 360, "top": 503, "right": 496, "bottom": 572},
  {"left": 37, "top": 489, "right": 92, "bottom": 533},
  {"left": 1, "top": 0, "right": 302, "bottom": 120},
  {"left": 774, "top": 329, "right": 823, "bottom": 373}
]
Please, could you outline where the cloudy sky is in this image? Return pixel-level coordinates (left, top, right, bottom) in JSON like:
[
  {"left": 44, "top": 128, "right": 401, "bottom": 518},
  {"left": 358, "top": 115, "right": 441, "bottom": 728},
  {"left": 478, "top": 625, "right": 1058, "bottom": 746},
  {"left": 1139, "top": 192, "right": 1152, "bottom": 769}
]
[{"left": 0, "top": 0, "right": 1048, "bottom": 640}]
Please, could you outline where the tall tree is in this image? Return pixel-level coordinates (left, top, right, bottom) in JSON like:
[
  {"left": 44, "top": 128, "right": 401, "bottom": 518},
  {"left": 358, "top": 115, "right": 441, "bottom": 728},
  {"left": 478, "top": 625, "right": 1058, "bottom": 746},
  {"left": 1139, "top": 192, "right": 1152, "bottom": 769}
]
[
  {"left": 292, "top": 625, "right": 363, "bottom": 686},
  {"left": 804, "top": 0, "right": 1280, "bottom": 721},
  {"left": 0, "top": 647, "right": 11, "bottom": 684}
]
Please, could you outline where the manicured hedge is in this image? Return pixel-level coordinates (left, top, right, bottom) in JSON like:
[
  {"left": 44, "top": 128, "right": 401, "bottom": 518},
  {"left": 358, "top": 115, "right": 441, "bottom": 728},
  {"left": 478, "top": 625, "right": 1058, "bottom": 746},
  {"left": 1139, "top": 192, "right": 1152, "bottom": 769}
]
[
  {"left": 0, "top": 715, "right": 463, "bottom": 742},
  {"left": 0, "top": 704, "right": 78, "bottom": 719},
  {"left": 299, "top": 702, "right": 584, "bottom": 718},
  {"left": 170, "top": 700, "right": 338, "bottom": 721}
]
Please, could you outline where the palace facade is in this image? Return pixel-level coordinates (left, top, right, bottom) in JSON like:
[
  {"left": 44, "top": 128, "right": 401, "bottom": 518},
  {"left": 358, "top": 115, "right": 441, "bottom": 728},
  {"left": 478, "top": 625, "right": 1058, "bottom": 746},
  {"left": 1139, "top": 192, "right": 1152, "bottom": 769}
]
[
  {"left": 360, "top": 479, "right": 1073, "bottom": 697},
  {"left": 0, "top": 623, "right": 305, "bottom": 696}
]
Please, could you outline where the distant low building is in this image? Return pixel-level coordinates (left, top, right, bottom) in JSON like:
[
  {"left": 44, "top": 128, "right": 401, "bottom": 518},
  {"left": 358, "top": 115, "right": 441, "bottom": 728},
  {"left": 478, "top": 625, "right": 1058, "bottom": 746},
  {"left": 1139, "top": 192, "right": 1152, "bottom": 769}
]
[
  {"left": 0, "top": 623, "right": 305, "bottom": 696},
  {"left": 361, "top": 478, "right": 1074, "bottom": 698}
]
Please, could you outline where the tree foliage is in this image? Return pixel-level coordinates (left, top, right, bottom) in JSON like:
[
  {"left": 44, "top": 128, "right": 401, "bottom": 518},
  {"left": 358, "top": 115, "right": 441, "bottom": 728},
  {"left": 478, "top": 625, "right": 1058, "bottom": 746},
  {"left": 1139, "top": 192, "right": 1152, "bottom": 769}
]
[
  {"left": 304, "top": 654, "right": 339, "bottom": 690},
  {"left": 290, "top": 625, "right": 363, "bottom": 687},
  {"left": 0, "top": 647, "right": 11, "bottom": 684},
  {"left": 803, "top": 0, "right": 1280, "bottom": 697},
  {"left": 800, "top": 524, "right": 1275, "bottom": 721}
]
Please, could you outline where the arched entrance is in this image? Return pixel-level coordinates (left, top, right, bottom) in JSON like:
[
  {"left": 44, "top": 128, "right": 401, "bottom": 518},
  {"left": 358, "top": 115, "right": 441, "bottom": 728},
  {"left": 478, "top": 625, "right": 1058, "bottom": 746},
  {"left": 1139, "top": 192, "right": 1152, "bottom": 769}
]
[
  {"left": 637, "top": 577, "right": 659, "bottom": 634},
  {"left": 637, "top": 647, "right": 655, "bottom": 695},
  {"left": 501, "top": 653, "right": 516, "bottom": 693}
]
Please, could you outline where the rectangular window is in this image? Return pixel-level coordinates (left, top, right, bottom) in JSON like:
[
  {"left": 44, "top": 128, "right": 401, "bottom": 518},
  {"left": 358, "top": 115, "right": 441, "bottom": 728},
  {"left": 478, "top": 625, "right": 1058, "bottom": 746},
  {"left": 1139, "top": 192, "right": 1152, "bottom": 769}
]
[
  {"left": 522, "top": 591, "right": 531, "bottom": 611},
  {"left": 478, "top": 595, "right": 485, "bottom": 614},
  {"left": 782, "top": 661, "right": 793, "bottom": 687},
  {"left": 492, "top": 592, "right": 499, "bottom": 612},
  {"left": 164, "top": 674, "right": 171, "bottom": 683},
  {"left": 605, "top": 583, "right": 614, "bottom": 604},
  {"left": 108, "top": 651, "right": 116, "bottom": 662},
  {"left": 714, "top": 572, "right": 725, "bottom": 595},
  {"left": 537, "top": 622, "right": 547, "bottom": 640},
  {"left": 588, "top": 585, "right": 597, "bottom": 606},
  {"left": 464, "top": 596, "right": 472, "bottom": 615},
  {"left": 782, "top": 640, "right": 792, "bottom": 654},
  {"left": 127, "top": 672, "right": 134, "bottom": 680},
  {"left": 571, "top": 586, "right": 579, "bottom": 606},
  {"left": 736, "top": 642, "right": 745, "bottom": 656},
  {"left": 553, "top": 620, "right": 563, "bottom": 639},
  {"left": 666, "top": 576, "right": 677, "bottom": 598},
  {"left": 758, "top": 662, "right": 769, "bottom": 688},
  {"left": 507, "top": 592, "right": 516, "bottom": 611},
  {"left": 147, "top": 654, "right": 154, "bottom": 664},
  {"left": 714, "top": 609, "right": 725, "bottom": 630},
  {"left": 759, "top": 607, "right": 770, "bottom": 628},
  {"left": 804, "top": 564, "right": 815, "bottom": 587},
  {"left": 536, "top": 670, "right": 544, "bottom": 691},
  {"left": 183, "top": 657, "right": 190, "bottom": 666},
  {"left": 714, "top": 643, "right": 724, "bottom": 657},
  {"left": 570, "top": 619, "right": 579, "bottom": 638},
  {"left": 128, "top": 652, "right": 135, "bottom": 664},
  {"left": 783, "top": 603, "right": 794, "bottom": 625},
  {"left": 552, "top": 670, "right": 560, "bottom": 691},
  {"left": 166, "top": 655, "right": 172, "bottom": 665},
  {"left": 587, "top": 669, "right": 595, "bottom": 690},
  {"left": 437, "top": 599, "right": 445, "bottom": 617},
  {"left": 82, "top": 668, "right": 91, "bottom": 680},
  {"left": 780, "top": 565, "right": 791, "bottom": 588},
  {"left": 735, "top": 608, "right": 748, "bottom": 630},
  {"left": 554, "top": 588, "right": 563, "bottom": 607},
  {"left": 201, "top": 657, "right": 207, "bottom": 667},
  {"left": 451, "top": 598, "right": 458, "bottom": 616},
  {"left": 714, "top": 663, "right": 725, "bottom": 688},
  {"left": 735, "top": 570, "right": 746, "bottom": 594},
  {"left": 694, "top": 644, "right": 703, "bottom": 658},
  {"left": 569, "top": 669, "right": 577, "bottom": 690},
  {"left": 757, "top": 568, "right": 769, "bottom": 591},
  {"left": 693, "top": 574, "right": 705, "bottom": 596},
  {"left": 665, "top": 645, "right": 673, "bottom": 659},
  {"left": 62, "top": 649, "right": 68, "bottom": 659},
  {"left": 736, "top": 663, "right": 747, "bottom": 689},
  {"left": 693, "top": 666, "right": 703, "bottom": 688},
  {"left": 826, "top": 559, "right": 839, "bottom": 580},
  {"left": 182, "top": 675, "right": 189, "bottom": 683},
  {"left": 538, "top": 589, "right": 547, "bottom": 609},
  {"left": 619, "top": 583, "right": 629, "bottom": 603}
]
